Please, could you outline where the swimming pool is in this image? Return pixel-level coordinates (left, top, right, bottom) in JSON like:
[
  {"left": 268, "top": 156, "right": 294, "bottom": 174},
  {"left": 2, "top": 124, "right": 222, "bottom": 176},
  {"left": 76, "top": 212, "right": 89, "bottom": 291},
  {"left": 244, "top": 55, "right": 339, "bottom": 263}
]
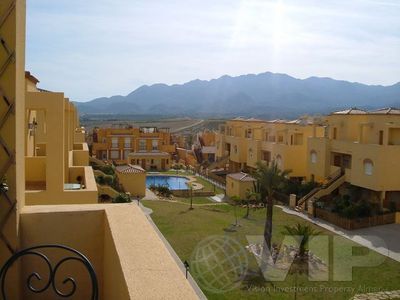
[{"left": 146, "top": 175, "right": 189, "bottom": 190}]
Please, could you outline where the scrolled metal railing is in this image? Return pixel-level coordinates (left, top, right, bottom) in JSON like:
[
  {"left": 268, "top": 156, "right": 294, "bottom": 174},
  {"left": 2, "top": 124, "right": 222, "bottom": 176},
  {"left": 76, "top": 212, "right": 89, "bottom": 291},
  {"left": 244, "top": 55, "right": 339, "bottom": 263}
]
[{"left": 0, "top": 244, "right": 99, "bottom": 300}]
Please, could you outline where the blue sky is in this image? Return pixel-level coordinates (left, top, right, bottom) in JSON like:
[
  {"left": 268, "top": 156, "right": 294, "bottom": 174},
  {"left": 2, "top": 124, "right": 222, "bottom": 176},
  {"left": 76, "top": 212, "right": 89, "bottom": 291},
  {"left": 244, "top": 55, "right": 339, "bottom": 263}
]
[{"left": 26, "top": 0, "right": 400, "bottom": 102}]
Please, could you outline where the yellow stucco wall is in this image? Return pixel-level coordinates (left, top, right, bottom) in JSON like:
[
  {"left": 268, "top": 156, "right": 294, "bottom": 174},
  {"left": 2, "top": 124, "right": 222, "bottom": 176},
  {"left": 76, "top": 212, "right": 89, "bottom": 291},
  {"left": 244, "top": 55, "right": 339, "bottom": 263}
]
[
  {"left": 226, "top": 176, "right": 255, "bottom": 199},
  {"left": 117, "top": 172, "right": 146, "bottom": 198},
  {"left": 19, "top": 204, "right": 199, "bottom": 300}
]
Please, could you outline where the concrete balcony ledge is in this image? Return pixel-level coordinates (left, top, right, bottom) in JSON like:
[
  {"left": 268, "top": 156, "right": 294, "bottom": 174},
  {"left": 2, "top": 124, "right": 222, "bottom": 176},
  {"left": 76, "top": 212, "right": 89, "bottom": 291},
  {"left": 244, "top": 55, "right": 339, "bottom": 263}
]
[{"left": 20, "top": 204, "right": 199, "bottom": 299}]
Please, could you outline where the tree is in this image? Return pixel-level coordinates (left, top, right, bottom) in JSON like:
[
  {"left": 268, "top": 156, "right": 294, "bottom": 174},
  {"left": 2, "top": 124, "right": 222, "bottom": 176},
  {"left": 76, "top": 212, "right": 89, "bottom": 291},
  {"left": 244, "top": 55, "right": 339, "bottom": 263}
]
[
  {"left": 244, "top": 189, "right": 260, "bottom": 219},
  {"left": 230, "top": 195, "right": 242, "bottom": 227},
  {"left": 252, "top": 160, "right": 291, "bottom": 254}
]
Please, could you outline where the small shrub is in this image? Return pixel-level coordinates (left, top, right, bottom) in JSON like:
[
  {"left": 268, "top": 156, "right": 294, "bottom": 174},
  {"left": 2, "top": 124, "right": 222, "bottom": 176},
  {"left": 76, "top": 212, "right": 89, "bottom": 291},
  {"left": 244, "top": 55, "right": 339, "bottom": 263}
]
[
  {"left": 95, "top": 175, "right": 105, "bottom": 185},
  {"left": 113, "top": 193, "right": 131, "bottom": 203},
  {"left": 100, "top": 165, "right": 115, "bottom": 175},
  {"left": 103, "top": 175, "right": 114, "bottom": 186},
  {"left": 156, "top": 185, "right": 172, "bottom": 197},
  {"left": 99, "top": 194, "right": 111, "bottom": 202}
]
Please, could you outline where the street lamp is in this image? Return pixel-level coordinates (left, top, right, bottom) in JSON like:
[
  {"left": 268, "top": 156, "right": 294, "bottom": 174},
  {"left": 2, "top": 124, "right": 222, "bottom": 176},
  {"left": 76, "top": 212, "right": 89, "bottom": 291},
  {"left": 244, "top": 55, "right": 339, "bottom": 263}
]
[
  {"left": 189, "top": 187, "right": 193, "bottom": 210},
  {"left": 183, "top": 260, "right": 190, "bottom": 279}
]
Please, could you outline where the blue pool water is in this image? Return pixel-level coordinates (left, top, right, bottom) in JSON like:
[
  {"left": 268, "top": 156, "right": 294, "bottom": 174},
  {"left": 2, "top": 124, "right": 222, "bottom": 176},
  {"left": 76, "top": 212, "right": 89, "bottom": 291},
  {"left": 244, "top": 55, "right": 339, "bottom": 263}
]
[{"left": 146, "top": 176, "right": 189, "bottom": 190}]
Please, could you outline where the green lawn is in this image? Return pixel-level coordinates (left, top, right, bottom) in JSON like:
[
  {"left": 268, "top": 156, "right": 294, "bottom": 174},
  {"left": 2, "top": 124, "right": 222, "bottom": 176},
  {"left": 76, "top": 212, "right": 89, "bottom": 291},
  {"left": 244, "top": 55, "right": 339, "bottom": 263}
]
[
  {"left": 176, "top": 196, "right": 215, "bottom": 205},
  {"left": 142, "top": 200, "right": 400, "bottom": 299},
  {"left": 191, "top": 176, "right": 224, "bottom": 194}
]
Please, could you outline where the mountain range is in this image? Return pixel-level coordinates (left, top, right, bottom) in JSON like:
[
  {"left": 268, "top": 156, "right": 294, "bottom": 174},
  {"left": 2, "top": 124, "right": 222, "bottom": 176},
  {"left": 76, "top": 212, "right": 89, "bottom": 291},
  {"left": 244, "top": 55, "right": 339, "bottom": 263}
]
[{"left": 75, "top": 72, "right": 400, "bottom": 119}]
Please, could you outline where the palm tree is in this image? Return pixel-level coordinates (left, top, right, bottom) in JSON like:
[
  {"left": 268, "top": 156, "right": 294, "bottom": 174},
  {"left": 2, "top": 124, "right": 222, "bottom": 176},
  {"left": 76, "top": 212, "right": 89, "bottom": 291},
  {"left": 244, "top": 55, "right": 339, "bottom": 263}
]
[
  {"left": 282, "top": 223, "right": 321, "bottom": 299},
  {"left": 252, "top": 160, "right": 291, "bottom": 253},
  {"left": 282, "top": 223, "right": 320, "bottom": 257}
]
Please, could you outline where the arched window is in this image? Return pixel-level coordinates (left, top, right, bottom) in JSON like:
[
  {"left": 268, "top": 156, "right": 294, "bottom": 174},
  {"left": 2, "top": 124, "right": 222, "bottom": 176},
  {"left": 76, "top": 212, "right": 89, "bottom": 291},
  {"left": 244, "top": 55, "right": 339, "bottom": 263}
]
[
  {"left": 310, "top": 151, "right": 317, "bottom": 164},
  {"left": 276, "top": 155, "right": 282, "bottom": 168},
  {"left": 364, "top": 159, "right": 373, "bottom": 176}
]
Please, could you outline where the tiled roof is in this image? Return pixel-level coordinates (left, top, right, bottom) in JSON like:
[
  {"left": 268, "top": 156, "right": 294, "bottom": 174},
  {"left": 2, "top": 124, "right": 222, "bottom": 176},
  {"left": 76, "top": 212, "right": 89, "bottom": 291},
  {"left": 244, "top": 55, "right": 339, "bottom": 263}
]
[
  {"left": 368, "top": 107, "right": 400, "bottom": 115},
  {"left": 331, "top": 108, "right": 367, "bottom": 115},
  {"left": 116, "top": 164, "right": 146, "bottom": 174},
  {"left": 227, "top": 172, "right": 256, "bottom": 182},
  {"left": 331, "top": 107, "right": 400, "bottom": 115}
]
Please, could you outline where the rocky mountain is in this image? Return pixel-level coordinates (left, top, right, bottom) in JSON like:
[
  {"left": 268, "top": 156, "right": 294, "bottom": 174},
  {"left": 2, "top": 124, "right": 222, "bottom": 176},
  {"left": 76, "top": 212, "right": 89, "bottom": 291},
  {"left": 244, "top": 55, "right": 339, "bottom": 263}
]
[{"left": 75, "top": 72, "right": 400, "bottom": 119}]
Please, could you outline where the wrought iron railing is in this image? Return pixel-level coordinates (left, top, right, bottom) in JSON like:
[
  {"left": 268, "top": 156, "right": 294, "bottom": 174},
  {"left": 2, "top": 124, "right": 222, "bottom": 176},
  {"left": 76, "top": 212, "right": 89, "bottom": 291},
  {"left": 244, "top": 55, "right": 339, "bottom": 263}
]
[{"left": 0, "top": 244, "right": 99, "bottom": 300}]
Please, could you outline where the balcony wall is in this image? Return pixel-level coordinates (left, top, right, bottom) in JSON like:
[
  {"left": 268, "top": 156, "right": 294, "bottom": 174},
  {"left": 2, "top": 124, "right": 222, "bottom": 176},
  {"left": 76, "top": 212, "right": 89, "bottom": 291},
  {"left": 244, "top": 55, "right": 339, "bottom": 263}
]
[
  {"left": 26, "top": 166, "right": 98, "bottom": 205},
  {"left": 72, "top": 143, "right": 89, "bottom": 166},
  {"left": 74, "top": 130, "right": 85, "bottom": 143},
  {"left": 19, "top": 204, "right": 199, "bottom": 300},
  {"left": 25, "top": 156, "right": 46, "bottom": 184}
]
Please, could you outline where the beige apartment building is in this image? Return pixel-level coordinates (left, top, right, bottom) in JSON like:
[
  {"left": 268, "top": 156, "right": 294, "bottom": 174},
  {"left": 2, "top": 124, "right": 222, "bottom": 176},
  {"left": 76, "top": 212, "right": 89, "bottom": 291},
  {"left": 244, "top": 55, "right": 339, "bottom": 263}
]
[
  {"left": 24, "top": 72, "right": 98, "bottom": 205},
  {"left": 307, "top": 108, "right": 400, "bottom": 209},
  {"left": 92, "top": 127, "right": 175, "bottom": 170},
  {"left": 216, "top": 117, "right": 324, "bottom": 179}
]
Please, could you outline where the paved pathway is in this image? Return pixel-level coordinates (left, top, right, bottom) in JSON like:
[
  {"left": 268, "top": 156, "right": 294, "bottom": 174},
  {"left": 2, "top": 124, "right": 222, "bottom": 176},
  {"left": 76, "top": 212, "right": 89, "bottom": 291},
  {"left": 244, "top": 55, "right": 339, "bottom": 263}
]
[
  {"left": 278, "top": 205, "right": 400, "bottom": 262},
  {"left": 209, "top": 194, "right": 225, "bottom": 203},
  {"left": 142, "top": 188, "right": 158, "bottom": 200}
]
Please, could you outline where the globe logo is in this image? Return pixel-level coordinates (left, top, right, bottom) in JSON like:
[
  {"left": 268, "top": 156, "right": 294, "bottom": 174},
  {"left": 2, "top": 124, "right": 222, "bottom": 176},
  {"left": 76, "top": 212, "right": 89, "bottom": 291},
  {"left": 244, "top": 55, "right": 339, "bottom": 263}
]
[{"left": 190, "top": 235, "right": 248, "bottom": 293}]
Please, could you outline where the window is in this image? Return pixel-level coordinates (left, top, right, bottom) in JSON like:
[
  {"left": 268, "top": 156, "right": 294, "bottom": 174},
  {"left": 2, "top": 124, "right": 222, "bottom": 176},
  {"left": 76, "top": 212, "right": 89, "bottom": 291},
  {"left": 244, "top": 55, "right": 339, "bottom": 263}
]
[
  {"left": 139, "top": 139, "right": 146, "bottom": 151},
  {"left": 379, "top": 130, "right": 384, "bottom": 145},
  {"left": 245, "top": 129, "right": 252, "bottom": 138},
  {"left": 333, "top": 127, "right": 337, "bottom": 140},
  {"left": 278, "top": 135, "right": 284, "bottom": 143},
  {"left": 310, "top": 151, "right": 317, "bottom": 164},
  {"left": 110, "top": 150, "right": 119, "bottom": 159},
  {"left": 152, "top": 140, "right": 159, "bottom": 151},
  {"left": 234, "top": 145, "right": 238, "bottom": 154},
  {"left": 112, "top": 137, "right": 118, "bottom": 148},
  {"left": 124, "top": 150, "right": 131, "bottom": 159},
  {"left": 124, "top": 137, "right": 131, "bottom": 148},
  {"left": 364, "top": 159, "right": 373, "bottom": 176},
  {"left": 262, "top": 151, "right": 271, "bottom": 162},
  {"left": 249, "top": 148, "right": 253, "bottom": 158},
  {"left": 265, "top": 132, "right": 269, "bottom": 141},
  {"left": 276, "top": 155, "right": 282, "bottom": 168}
]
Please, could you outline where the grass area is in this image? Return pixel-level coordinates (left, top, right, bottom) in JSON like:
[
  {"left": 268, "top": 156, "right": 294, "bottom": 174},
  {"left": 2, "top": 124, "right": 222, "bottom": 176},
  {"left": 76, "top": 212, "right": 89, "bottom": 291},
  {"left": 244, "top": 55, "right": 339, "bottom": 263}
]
[
  {"left": 176, "top": 196, "right": 215, "bottom": 205},
  {"left": 193, "top": 176, "right": 224, "bottom": 194},
  {"left": 142, "top": 200, "right": 400, "bottom": 300}
]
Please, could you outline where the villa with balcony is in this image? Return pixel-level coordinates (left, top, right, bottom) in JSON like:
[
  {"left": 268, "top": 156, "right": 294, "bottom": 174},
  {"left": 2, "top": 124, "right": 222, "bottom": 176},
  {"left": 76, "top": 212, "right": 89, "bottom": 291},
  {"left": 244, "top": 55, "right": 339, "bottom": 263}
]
[
  {"left": 24, "top": 73, "right": 98, "bottom": 205},
  {"left": 92, "top": 126, "right": 175, "bottom": 170},
  {"left": 216, "top": 117, "right": 324, "bottom": 178},
  {"left": 306, "top": 108, "right": 400, "bottom": 211}
]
